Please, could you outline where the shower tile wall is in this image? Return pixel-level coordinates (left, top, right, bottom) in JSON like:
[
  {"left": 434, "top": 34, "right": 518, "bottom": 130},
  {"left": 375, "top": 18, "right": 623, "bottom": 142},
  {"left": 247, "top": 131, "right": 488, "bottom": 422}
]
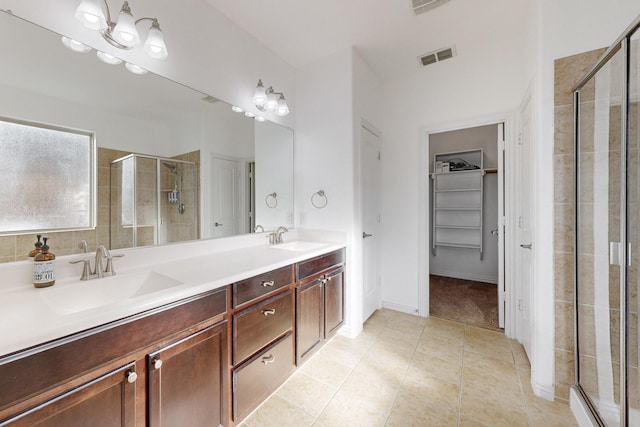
[
  {"left": 168, "top": 150, "right": 200, "bottom": 243},
  {"left": 0, "top": 148, "right": 200, "bottom": 262},
  {"left": 553, "top": 48, "right": 606, "bottom": 402}
]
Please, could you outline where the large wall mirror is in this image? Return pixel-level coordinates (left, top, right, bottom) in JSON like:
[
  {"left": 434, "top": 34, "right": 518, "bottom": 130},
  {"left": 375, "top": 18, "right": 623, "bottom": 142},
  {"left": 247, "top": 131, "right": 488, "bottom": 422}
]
[{"left": 0, "top": 10, "right": 294, "bottom": 262}]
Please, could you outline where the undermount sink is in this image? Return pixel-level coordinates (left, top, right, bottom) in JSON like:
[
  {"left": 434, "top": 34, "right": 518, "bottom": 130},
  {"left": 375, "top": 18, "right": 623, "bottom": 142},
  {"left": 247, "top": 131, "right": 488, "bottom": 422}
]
[
  {"left": 40, "top": 271, "right": 183, "bottom": 315},
  {"left": 271, "top": 241, "right": 328, "bottom": 252}
]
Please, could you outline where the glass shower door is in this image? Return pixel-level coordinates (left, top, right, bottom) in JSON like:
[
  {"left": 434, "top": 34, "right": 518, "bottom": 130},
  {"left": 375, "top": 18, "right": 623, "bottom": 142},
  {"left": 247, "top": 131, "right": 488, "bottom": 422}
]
[{"left": 576, "top": 47, "right": 625, "bottom": 426}]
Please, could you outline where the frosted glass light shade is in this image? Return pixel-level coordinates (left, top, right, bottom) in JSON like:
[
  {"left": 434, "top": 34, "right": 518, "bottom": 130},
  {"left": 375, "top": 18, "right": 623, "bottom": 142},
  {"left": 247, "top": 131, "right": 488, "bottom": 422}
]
[
  {"left": 255, "top": 116, "right": 266, "bottom": 122},
  {"left": 75, "top": 0, "right": 107, "bottom": 30},
  {"left": 125, "top": 62, "right": 148, "bottom": 75},
  {"left": 244, "top": 111, "right": 256, "bottom": 118},
  {"left": 143, "top": 24, "right": 168, "bottom": 59},
  {"left": 61, "top": 36, "right": 92, "bottom": 53},
  {"left": 276, "top": 95, "right": 289, "bottom": 116},
  {"left": 231, "top": 106, "right": 244, "bottom": 113},
  {"left": 113, "top": 8, "right": 140, "bottom": 47},
  {"left": 252, "top": 81, "right": 267, "bottom": 106},
  {"left": 265, "top": 91, "right": 278, "bottom": 112},
  {"left": 97, "top": 51, "right": 123, "bottom": 64}
]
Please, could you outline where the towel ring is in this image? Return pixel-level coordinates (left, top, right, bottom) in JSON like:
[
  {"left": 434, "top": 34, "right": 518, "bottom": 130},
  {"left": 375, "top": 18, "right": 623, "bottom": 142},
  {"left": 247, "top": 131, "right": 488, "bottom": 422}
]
[
  {"left": 311, "top": 190, "right": 328, "bottom": 209},
  {"left": 265, "top": 192, "right": 278, "bottom": 208}
]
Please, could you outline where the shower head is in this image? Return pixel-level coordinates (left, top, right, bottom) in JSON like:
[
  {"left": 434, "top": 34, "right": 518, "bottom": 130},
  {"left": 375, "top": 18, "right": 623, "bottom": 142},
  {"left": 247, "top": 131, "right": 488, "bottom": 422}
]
[{"left": 162, "top": 162, "right": 178, "bottom": 174}]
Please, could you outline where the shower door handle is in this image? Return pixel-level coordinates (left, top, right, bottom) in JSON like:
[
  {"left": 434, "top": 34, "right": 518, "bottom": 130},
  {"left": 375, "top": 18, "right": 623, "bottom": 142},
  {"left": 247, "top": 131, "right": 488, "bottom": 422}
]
[
  {"left": 214, "top": 222, "right": 223, "bottom": 227},
  {"left": 520, "top": 243, "right": 532, "bottom": 249}
]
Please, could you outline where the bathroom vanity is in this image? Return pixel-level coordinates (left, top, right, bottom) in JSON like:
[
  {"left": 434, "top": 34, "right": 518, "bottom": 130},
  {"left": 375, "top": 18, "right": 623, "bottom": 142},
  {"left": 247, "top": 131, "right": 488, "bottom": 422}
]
[{"left": 0, "top": 236, "right": 346, "bottom": 427}]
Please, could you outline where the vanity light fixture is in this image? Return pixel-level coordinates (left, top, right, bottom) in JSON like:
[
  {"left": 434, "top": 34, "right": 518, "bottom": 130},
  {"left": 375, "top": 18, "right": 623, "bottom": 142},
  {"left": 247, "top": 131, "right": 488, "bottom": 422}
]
[
  {"left": 96, "top": 51, "right": 123, "bottom": 64},
  {"left": 74, "top": 0, "right": 168, "bottom": 60},
  {"left": 255, "top": 116, "right": 266, "bottom": 122},
  {"left": 124, "top": 62, "right": 148, "bottom": 75},
  {"left": 252, "top": 79, "right": 290, "bottom": 116},
  {"left": 231, "top": 105, "right": 244, "bottom": 113},
  {"left": 61, "top": 36, "right": 92, "bottom": 53}
]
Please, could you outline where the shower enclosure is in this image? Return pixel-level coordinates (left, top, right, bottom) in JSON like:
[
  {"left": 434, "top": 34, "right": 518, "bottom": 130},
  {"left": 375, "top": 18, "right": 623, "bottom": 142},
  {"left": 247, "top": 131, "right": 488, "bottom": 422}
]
[
  {"left": 110, "top": 154, "right": 197, "bottom": 249},
  {"left": 573, "top": 15, "right": 640, "bottom": 426}
]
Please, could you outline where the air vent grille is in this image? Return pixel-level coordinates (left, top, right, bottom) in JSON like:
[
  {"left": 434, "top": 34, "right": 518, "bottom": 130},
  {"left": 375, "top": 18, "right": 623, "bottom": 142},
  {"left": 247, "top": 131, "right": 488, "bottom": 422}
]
[
  {"left": 418, "top": 46, "right": 457, "bottom": 67},
  {"left": 200, "top": 95, "right": 219, "bottom": 103},
  {"left": 412, "top": 0, "right": 450, "bottom": 15}
]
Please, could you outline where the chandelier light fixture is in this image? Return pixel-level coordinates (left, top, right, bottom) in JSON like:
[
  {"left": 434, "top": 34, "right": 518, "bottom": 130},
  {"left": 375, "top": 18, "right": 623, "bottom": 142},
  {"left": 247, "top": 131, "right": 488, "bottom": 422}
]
[
  {"left": 62, "top": 0, "right": 167, "bottom": 74},
  {"left": 251, "top": 79, "right": 290, "bottom": 116}
]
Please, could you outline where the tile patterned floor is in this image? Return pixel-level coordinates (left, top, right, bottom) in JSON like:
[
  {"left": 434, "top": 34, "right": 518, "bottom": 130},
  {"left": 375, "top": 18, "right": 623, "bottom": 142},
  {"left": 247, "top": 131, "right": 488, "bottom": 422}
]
[{"left": 240, "top": 309, "right": 578, "bottom": 427}]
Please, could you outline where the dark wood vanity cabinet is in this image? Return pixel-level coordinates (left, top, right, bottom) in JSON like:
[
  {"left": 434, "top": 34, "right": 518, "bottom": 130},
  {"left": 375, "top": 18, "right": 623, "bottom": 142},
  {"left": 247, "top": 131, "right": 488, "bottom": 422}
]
[
  {"left": 147, "top": 322, "right": 228, "bottom": 427},
  {"left": 0, "top": 289, "right": 228, "bottom": 427},
  {"left": 295, "top": 249, "right": 345, "bottom": 365}
]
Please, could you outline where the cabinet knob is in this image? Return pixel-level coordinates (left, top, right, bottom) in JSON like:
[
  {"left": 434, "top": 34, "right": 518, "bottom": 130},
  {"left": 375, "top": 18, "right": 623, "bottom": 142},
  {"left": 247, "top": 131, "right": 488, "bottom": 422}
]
[
  {"left": 126, "top": 370, "right": 138, "bottom": 383},
  {"left": 153, "top": 358, "right": 163, "bottom": 370},
  {"left": 261, "top": 280, "right": 275, "bottom": 287},
  {"left": 261, "top": 354, "right": 275, "bottom": 365},
  {"left": 262, "top": 308, "right": 276, "bottom": 316}
]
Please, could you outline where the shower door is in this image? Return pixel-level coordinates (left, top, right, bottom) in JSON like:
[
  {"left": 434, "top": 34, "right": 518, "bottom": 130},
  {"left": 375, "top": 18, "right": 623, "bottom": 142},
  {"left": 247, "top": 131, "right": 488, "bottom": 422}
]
[{"left": 574, "top": 17, "right": 640, "bottom": 427}]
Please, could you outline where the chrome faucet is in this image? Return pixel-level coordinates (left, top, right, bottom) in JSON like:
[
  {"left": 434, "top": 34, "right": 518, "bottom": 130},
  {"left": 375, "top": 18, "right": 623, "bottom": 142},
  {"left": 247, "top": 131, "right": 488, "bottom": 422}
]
[
  {"left": 255, "top": 224, "right": 265, "bottom": 233},
  {"left": 274, "top": 226, "right": 288, "bottom": 244},
  {"left": 70, "top": 245, "right": 124, "bottom": 280}
]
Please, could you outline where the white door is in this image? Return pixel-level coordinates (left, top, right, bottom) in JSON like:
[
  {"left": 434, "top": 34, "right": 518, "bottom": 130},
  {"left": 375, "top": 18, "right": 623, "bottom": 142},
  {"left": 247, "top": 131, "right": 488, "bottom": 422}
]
[
  {"left": 515, "top": 98, "right": 534, "bottom": 357},
  {"left": 361, "top": 124, "right": 382, "bottom": 321},
  {"left": 212, "top": 157, "right": 240, "bottom": 238}
]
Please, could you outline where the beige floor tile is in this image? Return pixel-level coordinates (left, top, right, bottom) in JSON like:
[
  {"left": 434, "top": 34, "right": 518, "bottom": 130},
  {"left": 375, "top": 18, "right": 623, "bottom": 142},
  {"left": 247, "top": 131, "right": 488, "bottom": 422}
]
[
  {"left": 458, "top": 415, "right": 489, "bottom": 427},
  {"left": 424, "top": 317, "right": 467, "bottom": 340},
  {"left": 385, "top": 388, "right": 457, "bottom": 427},
  {"left": 339, "top": 366, "right": 399, "bottom": 414},
  {"left": 377, "top": 327, "right": 421, "bottom": 350},
  {"left": 516, "top": 363, "right": 535, "bottom": 395},
  {"left": 364, "top": 339, "right": 415, "bottom": 366},
  {"left": 407, "top": 349, "right": 463, "bottom": 384},
  {"left": 316, "top": 391, "right": 388, "bottom": 427},
  {"left": 299, "top": 352, "right": 353, "bottom": 388},
  {"left": 276, "top": 372, "right": 337, "bottom": 417},
  {"left": 511, "top": 341, "right": 531, "bottom": 366},
  {"left": 525, "top": 394, "right": 579, "bottom": 427},
  {"left": 401, "top": 374, "right": 460, "bottom": 413},
  {"left": 460, "top": 390, "right": 529, "bottom": 427},
  {"left": 462, "top": 352, "right": 521, "bottom": 394},
  {"left": 242, "top": 394, "right": 315, "bottom": 427},
  {"left": 317, "top": 338, "right": 367, "bottom": 368},
  {"left": 464, "top": 334, "right": 514, "bottom": 363},
  {"left": 385, "top": 316, "right": 427, "bottom": 337},
  {"left": 416, "top": 336, "right": 465, "bottom": 362},
  {"left": 461, "top": 371, "right": 527, "bottom": 410},
  {"left": 356, "top": 355, "right": 409, "bottom": 385}
]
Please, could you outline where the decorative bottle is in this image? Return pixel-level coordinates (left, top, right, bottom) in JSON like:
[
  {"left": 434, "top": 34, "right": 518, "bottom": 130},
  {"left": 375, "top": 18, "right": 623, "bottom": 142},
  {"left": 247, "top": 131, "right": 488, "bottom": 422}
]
[{"left": 33, "top": 237, "right": 55, "bottom": 288}]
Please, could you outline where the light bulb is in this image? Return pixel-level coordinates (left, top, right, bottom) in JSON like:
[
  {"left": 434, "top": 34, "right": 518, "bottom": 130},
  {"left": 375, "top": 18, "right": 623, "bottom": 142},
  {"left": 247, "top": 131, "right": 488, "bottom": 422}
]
[
  {"left": 244, "top": 111, "right": 256, "bottom": 118},
  {"left": 252, "top": 80, "right": 267, "bottom": 106},
  {"left": 97, "top": 51, "right": 123, "bottom": 64},
  {"left": 113, "top": 2, "right": 140, "bottom": 47},
  {"left": 276, "top": 95, "right": 290, "bottom": 116},
  {"left": 125, "top": 62, "right": 148, "bottom": 75},
  {"left": 74, "top": 0, "right": 107, "bottom": 30},
  {"left": 231, "top": 106, "right": 244, "bottom": 113},
  {"left": 265, "top": 91, "right": 278, "bottom": 112},
  {"left": 255, "top": 116, "right": 266, "bottom": 122},
  {"left": 61, "top": 36, "right": 92, "bottom": 53},
  {"left": 143, "top": 21, "right": 168, "bottom": 59}
]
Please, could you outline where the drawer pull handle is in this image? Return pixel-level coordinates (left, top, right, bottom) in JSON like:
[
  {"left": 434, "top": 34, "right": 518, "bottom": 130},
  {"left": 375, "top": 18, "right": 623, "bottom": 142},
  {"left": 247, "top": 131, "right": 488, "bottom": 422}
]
[
  {"left": 126, "top": 370, "right": 138, "bottom": 383},
  {"left": 261, "top": 280, "right": 275, "bottom": 287},
  {"left": 153, "top": 358, "right": 163, "bottom": 370},
  {"left": 262, "top": 308, "right": 276, "bottom": 316},
  {"left": 262, "top": 355, "right": 275, "bottom": 365}
]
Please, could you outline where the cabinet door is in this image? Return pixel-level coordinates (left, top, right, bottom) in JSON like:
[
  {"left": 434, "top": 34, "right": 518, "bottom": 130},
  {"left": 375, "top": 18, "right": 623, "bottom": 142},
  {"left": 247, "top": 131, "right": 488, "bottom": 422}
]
[
  {"left": 2, "top": 363, "right": 137, "bottom": 427},
  {"left": 324, "top": 268, "right": 345, "bottom": 337},
  {"left": 147, "top": 322, "right": 228, "bottom": 427},
  {"left": 295, "top": 279, "right": 324, "bottom": 365}
]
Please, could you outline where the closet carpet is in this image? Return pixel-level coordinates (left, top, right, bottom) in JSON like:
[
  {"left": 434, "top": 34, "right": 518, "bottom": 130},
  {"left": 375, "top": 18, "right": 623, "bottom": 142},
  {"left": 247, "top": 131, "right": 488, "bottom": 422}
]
[{"left": 429, "top": 275, "right": 500, "bottom": 331}]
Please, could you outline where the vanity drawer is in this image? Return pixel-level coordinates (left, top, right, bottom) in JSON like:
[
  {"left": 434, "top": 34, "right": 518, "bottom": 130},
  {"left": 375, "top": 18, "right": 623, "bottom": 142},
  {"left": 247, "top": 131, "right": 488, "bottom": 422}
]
[
  {"left": 296, "top": 249, "right": 345, "bottom": 281},
  {"left": 233, "top": 333, "right": 294, "bottom": 421},
  {"left": 233, "top": 265, "right": 294, "bottom": 308},
  {"left": 233, "top": 290, "right": 293, "bottom": 365}
]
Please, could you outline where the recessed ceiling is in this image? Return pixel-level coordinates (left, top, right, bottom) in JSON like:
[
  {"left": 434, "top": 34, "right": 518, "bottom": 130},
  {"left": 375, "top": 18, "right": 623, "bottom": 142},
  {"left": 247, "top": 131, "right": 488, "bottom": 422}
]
[{"left": 205, "top": 0, "right": 529, "bottom": 82}]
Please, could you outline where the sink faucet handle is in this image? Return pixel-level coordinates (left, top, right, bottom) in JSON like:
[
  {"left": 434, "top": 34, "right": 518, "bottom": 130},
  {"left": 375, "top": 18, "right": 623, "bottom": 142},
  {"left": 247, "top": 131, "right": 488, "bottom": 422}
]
[
  {"left": 104, "top": 253, "right": 124, "bottom": 276},
  {"left": 69, "top": 258, "right": 92, "bottom": 280}
]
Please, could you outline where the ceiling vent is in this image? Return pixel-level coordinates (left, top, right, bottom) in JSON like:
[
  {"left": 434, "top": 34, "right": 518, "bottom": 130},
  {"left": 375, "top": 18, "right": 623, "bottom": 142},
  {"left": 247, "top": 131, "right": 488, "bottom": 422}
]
[
  {"left": 412, "top": 0, "right": 450, "bottom": 15},
  {"left": 418, "top": 46, "right": 456, "bottom": 67}
]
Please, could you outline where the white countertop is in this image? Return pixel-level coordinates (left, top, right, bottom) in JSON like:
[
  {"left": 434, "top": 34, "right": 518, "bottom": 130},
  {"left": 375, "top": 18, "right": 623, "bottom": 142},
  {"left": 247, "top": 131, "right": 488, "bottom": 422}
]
[{"left": 0, "top": 229, "right": 346, "bottom": 359}]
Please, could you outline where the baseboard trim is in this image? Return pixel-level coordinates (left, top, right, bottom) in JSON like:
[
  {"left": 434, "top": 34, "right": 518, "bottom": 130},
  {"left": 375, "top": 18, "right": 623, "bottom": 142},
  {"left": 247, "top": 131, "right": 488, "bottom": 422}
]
[
  {"left": 381, "top": 300, "right": 421, "bottom": 316},
  {"left": 430, "top": 270, "right": 498, "bottom": 284},
  {"left": 531, "top": 380, "right": 555, "bottom": 401}
]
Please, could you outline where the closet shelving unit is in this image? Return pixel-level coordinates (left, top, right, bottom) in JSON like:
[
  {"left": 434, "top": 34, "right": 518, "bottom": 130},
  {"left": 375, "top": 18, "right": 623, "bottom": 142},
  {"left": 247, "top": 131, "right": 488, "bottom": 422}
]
[{"left": 431, "top": 149, "right": 484, "bottom": 259}]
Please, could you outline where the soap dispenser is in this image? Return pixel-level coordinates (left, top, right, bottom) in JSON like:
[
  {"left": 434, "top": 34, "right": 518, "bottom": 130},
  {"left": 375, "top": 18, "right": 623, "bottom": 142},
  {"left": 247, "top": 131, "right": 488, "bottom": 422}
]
[
  {"left": 33, "top": 237, "right": 56, "bottom": 288},
  {"left": 28, "top": 234, "right": 43, "bottom": 258}
]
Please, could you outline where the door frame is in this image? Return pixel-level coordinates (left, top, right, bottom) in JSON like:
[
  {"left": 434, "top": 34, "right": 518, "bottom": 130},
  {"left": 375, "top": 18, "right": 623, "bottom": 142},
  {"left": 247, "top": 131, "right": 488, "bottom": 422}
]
[{"left": 418, "top": 112, "right": 515, "bottom": 336}]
